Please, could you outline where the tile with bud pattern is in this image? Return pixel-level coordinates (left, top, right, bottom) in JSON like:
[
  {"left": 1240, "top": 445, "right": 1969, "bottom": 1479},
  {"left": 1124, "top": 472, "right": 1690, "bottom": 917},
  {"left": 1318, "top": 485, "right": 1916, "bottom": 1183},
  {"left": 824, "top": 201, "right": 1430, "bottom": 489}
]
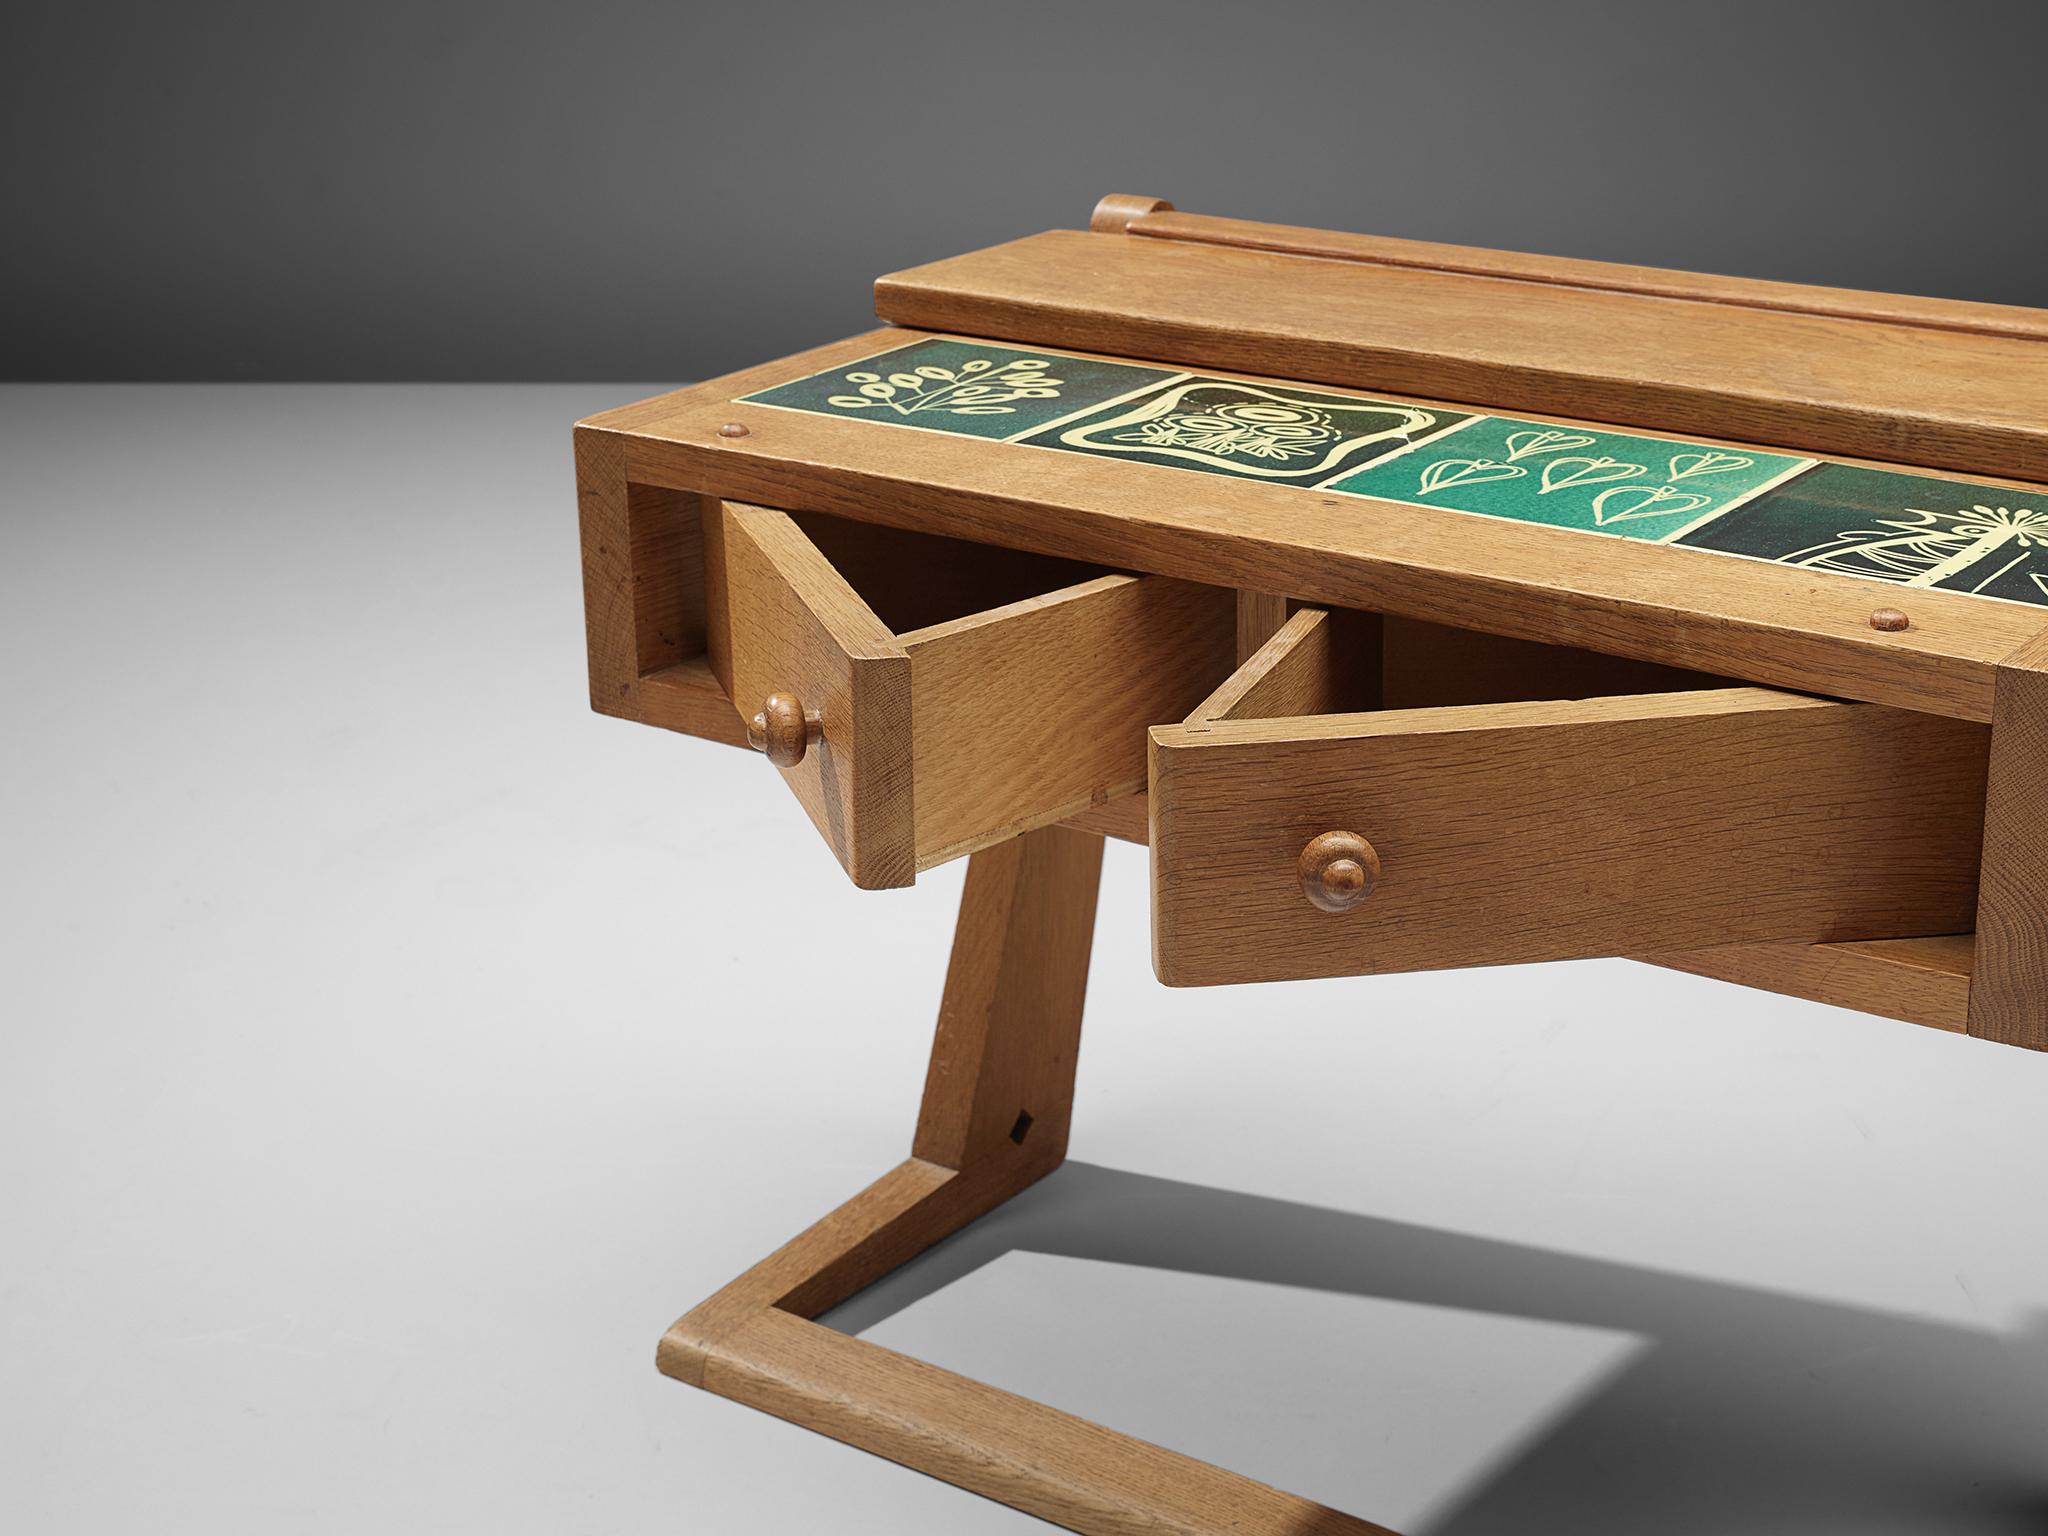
[{"left": 742, "top": 338, "right": 1167, "bottom": 441}]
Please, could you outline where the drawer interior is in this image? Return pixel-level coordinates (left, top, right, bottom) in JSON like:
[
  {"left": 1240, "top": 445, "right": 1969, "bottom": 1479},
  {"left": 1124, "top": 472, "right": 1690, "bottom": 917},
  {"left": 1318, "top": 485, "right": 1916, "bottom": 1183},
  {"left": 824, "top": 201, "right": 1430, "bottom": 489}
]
[
  {"left": 784, "top": 511, "right": 1114, "bottom": 635},
  {"left": 708, "top": 500, "right": 1239, "bottom": 885},
  {"left": 1193, "top": 607, "right": 1741, "bottom": 726},
  {"left": 603, "top": 488, "right": 1127, "bottom": 746},
  {"left": 1152, "top": 604, "right": 1990, "bottom": 984},
  {"left": 706, "top": 508, "right": 1134, "bottom": 700}
]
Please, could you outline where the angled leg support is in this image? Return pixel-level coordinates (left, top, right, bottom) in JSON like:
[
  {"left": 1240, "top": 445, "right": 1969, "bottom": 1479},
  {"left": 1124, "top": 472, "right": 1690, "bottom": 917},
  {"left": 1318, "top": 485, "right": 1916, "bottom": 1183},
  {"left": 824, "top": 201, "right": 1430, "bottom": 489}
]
[{"left": 658, "top": 824, "right": 1395, "bottom": 1535}]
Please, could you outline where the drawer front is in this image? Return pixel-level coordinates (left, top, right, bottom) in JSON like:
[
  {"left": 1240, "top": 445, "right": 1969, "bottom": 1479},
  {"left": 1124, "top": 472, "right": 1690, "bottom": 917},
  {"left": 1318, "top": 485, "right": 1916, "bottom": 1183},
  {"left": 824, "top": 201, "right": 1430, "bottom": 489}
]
[
  {"left": 1150, "top": 687, "right": 1990, "bottom": 986},
  {"left": 712, "top": 501, "right": 1236, "bottom": 888},
  {"left": 712, "top": 500, "right": 915, "bottom": 887}
]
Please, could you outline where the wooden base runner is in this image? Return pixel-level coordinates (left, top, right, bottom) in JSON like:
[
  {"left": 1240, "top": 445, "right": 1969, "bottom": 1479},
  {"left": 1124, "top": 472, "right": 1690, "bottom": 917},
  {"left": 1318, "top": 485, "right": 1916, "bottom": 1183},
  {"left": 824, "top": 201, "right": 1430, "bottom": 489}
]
[{"left": 658, "top": 824, "right": 1398, "bottom": 1535}]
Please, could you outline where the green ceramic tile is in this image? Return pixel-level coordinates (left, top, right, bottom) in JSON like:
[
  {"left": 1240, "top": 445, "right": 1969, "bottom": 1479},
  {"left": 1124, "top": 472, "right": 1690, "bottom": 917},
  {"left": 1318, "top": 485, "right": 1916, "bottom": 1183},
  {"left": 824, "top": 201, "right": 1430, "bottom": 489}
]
[
  {"left": 1676, "top": 463, "right": 2048, "bottom": 604},
  {"left": 741, "top": 338, "right": 1168, "bottom": 440},
  {"left": 736, "top": 340, "right": 2048, "bottom": 611},
  {"left": 1033, "top": 376, "right": 1473, "bottom": 482},
  {"left": 1326, "top": 418, "right": 1809, "bottom": 539}
]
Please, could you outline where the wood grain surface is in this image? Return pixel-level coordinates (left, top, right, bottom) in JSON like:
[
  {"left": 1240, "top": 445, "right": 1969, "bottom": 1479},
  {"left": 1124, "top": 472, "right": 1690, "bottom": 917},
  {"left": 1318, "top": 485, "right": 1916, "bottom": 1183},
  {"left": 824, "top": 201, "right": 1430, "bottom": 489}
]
[
  {"left": 716, "top": 500, "right": 915, "bottom": 887},
  {"left": 1967, "top": 625, "right": 2048, "bottom": 1048},
  {"left": 912, "top": 824, "right": 1103, "bottom": 1173},
  {"left": 700, "top": 1308, "right": 1395, "bottom": 1536},
  {"left": 580, "top": 332, "right": 2045, "bottom": 723},
  {"left": 1116, "top": 207, "right": 2048, "bottom": 343},
  {"left": 1190, "top": 606, "right": 1382, "bottom": 723},
  {"left": 713, "top": 504, "right": 1233, "bottom": 882},
  {"left": 1234, "top": 588, "right": 1290, "bottom": 663},
  {"left": 876, "top": 230, "right": 2048, "bottom": 481},
  {"left": 1647, "top": 934, "right": 1975, "bottom": 1033},
  {"left": 901, "top": 573, "right": 1234, "bottom": 869},
  {"left": 1151, "top": 688, "right": 1989, "bottom": 985}
]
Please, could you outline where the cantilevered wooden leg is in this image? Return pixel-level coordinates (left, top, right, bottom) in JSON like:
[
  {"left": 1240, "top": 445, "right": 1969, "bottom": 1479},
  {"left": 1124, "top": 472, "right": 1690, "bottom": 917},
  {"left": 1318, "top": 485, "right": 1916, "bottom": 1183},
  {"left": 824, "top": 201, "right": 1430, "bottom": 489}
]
[
  {"left": 659, "top": 824, "right": 1102, "bottom": 1385},
  {"left": 658, "top": 824, "right": 1396, "bottom": 1535}
]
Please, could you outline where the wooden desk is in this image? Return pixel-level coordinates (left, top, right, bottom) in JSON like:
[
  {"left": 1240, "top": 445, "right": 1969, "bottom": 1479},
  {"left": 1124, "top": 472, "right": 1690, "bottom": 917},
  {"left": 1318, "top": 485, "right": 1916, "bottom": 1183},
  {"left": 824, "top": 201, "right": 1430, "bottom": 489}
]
[{"left": 575, "top": 196, "right": 2048, "bottom": 1533}]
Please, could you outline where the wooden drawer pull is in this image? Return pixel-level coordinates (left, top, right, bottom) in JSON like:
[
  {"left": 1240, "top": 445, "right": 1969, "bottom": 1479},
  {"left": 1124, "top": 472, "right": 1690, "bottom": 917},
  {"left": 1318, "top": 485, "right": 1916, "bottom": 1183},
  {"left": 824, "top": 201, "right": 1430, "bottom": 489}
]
[
  {"left": 747, "top": 693, "right": 822, "bottom": 768},
  {"left": 1298, "top": 831, "right": 1380, "bottom": 914}
]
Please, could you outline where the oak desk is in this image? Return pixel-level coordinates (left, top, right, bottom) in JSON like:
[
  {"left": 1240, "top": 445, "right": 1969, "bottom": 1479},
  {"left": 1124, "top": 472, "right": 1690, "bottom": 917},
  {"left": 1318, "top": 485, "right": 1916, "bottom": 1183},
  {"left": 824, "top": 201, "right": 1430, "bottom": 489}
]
[{"left": 574, "top": 196, "right": 2048, "bottom": 1534}]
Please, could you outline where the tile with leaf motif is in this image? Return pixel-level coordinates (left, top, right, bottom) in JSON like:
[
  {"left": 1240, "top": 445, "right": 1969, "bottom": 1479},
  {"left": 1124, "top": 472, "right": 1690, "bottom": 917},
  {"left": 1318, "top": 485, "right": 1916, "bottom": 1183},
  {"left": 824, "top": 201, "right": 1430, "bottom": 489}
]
[{"left": 1326, "top": 417, "right": 1811, "bottom": 539}]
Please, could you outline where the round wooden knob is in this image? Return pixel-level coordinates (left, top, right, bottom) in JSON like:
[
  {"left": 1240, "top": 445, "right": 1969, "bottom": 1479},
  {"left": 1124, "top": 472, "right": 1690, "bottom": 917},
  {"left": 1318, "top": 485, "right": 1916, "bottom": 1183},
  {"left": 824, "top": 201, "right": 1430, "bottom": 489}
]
[
  {"left": 747, "top": 693, "right": 820, "bottom": 768},
  {"left": 1298, "top": 831, "right": 1380, "bottom": 914},
  {"left": 1869, "top": 607, "right": 1910, "bottom": 632}
]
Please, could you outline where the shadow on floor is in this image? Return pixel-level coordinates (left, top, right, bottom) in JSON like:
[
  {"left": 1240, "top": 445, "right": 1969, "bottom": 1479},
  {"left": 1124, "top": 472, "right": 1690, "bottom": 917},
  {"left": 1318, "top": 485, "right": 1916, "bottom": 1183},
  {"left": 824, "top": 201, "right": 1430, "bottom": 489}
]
[{"left": 822, "top": 1162, "right": 2048, "bottom": 1535}]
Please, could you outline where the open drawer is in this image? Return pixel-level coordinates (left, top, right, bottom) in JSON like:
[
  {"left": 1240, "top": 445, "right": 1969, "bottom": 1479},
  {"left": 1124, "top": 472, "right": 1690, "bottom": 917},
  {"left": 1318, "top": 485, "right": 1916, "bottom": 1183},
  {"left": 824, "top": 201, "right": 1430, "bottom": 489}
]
[
  {"left": 707, "top": 501, "right": 1237, "bottom": 888},
  {"left": 1149, "top": 609, "right": 1992, "bottom": 986}
]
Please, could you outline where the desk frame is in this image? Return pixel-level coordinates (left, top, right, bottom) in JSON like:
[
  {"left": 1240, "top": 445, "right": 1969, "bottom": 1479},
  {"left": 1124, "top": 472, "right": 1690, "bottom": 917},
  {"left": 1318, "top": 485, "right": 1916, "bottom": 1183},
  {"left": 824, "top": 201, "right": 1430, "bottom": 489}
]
[{"left": 597, "top": 216, "right": 2048, "bottom": 1522}]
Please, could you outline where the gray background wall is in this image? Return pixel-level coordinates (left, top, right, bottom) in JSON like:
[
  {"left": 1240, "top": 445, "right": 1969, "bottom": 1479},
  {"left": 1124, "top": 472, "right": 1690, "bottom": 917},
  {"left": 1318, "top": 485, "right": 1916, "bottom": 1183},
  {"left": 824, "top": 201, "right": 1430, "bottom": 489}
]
[
  {"left": 9, "top": 8, "right": 2048, "bottom": 1532},
  {"left": 6, "top": 0, "right": 2046, "bottom": 382}
]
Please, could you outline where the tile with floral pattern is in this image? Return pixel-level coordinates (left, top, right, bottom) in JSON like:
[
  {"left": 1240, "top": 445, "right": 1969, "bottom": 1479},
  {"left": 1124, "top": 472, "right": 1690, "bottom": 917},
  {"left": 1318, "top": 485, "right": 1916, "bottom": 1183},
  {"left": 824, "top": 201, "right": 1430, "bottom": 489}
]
[{"left": 1032, "top": 376, "right": 1473, "bottom": 482}]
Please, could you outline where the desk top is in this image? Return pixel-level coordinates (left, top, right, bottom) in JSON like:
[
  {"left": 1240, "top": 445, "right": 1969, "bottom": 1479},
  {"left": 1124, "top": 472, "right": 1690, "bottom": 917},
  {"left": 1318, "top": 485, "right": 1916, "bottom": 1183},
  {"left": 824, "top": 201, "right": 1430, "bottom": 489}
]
[
  {"left": 581, "top": 200, "right": 2048, "bottom": 722},
  {"left": 584, "top": 328, "right": 2045, "bottom": 722}
]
